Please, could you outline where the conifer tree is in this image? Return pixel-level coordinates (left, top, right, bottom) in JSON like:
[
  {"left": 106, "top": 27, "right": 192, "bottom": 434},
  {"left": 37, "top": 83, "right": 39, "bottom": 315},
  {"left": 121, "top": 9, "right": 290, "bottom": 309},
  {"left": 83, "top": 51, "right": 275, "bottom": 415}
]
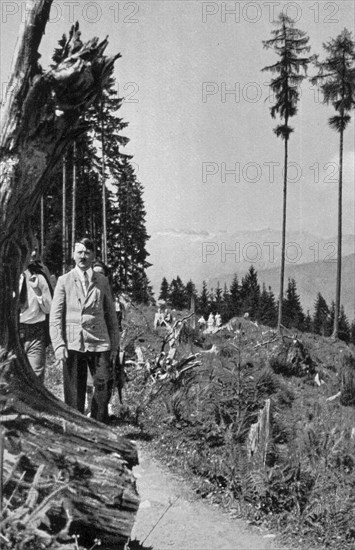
[
  {"left": 83, "top": 65, "right": 129, "bottom": 268},
  {"left": 44, "top": 31, "right": 152, "bottom": 302},
  {"left": 263, "top": 14, "right": 313, "bottom": 331},
  {"left": 311, "top": 29, "right": 355, "bottom": 338},
  {"left": 109, "top": 158, "right": 152, "bottom": 297},
  {"left": 229, "top": 274, "right": 241, "bottom": 316},
  {"left": 42, "top": 134, "right": 104, "bottom": 274},
  {"left": 282, "top": 278, "right": 305, "bottom": 330},
  {"left": 159, "top": 277, "right": 169, "bottom": 301},
  {"left": 259, "top": 284, "right": 277, "bottom": 327},
  {"left": 198, "top": 280, "right": 210, "bottom": 317},
  {"left": 350, "top": 320, "right": 355, "bottom": 345},
  {"left": 222, "top": 283, "right": 231, "bottom": 320},
  {"left": 304, "top": 311, "right": 312, "bottom": 333},
  {"left": 214, "top": 282, "right": 223, "bottom": 314},
  {"left": 209, "top": 288, "right": 216, "bottom": 314},
  {"left": 185, "top": 279, "right": 198, "bottom": 310},
  {"left": 49, "top": 31, "right": 110, "bottom": 260},
  {"left": 89, "top": 77, "right": 151, "bottom": 297},
  {"left": 313, "top": 292, "right": 330, "bottom": 336},
  {"left": 43, "top": 222, "right": 62, "bottom": 276},
  {"left": 169, "top": 276, "right": 186, "bottom": 309},
  {"left": 338, "top": 305, "right": 351, "bottom": 343},
  {"left": 331, "top": 305, "right": 351, "bottom": 343},
  {"left": 131, "top": 271, "right": 155, "bottom": 305},
  {"left": 240, "top": 266, "right": 261, "bottom": 318}
]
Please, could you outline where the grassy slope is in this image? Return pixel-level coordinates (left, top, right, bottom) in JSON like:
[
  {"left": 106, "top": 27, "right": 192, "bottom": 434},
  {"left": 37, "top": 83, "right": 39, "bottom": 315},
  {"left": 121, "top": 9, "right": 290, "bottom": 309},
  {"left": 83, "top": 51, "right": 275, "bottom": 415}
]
[{"left": 47, "top": 304, "right": 355, "bottom": 550}]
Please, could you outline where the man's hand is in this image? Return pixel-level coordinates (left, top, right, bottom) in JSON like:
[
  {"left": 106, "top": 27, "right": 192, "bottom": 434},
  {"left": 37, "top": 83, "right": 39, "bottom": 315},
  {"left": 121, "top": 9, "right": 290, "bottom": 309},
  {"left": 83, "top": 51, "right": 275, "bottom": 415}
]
[
  {"left": 55, "top": 346, "right": 68, "bottom": 362},
  {"left": 28, "top": 274, "right": 42, "bottom": 295}
]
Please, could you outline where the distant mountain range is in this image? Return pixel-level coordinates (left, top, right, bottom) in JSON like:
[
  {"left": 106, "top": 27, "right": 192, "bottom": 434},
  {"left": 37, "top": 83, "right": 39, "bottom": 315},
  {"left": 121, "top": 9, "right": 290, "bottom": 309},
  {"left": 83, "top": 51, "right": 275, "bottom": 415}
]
[
  {"left": 208, "top": 252, "right": 355, "bottom": 320},
  {"left": 146, "top": 228, "right": 355, "bottom": 319}
]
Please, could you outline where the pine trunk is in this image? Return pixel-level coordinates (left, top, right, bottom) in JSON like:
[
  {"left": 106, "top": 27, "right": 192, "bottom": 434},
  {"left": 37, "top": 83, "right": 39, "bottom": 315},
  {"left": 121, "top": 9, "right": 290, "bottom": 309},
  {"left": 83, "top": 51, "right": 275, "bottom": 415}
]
[
  {"left": 277, "top": 136, "right": 288, "bottom": 331},
  {"left": 332, "top": 127, "right": 343, "bottom": 339},
  {"left": 0, "top": 1, "right": 139, "bottom": 547}
]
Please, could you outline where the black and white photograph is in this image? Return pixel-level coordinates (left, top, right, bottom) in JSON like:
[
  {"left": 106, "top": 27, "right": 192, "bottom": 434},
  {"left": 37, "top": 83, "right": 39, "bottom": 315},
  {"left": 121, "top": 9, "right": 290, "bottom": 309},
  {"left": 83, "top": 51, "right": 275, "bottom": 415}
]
[{"left": 1, "top": 1, "right": 354, "bottom": 549}]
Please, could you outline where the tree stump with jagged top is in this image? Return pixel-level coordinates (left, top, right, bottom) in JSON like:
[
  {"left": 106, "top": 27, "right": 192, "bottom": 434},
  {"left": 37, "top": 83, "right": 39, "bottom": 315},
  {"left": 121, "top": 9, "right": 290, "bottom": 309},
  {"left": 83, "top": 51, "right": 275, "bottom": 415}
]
[{"left": 0, "top": 2, "right": 139, "bottom": 547}]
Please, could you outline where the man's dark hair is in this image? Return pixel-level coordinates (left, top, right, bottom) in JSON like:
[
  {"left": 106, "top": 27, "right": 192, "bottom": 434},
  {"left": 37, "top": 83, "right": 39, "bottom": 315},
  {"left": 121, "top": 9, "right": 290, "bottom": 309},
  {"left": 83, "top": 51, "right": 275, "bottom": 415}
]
[
  {"left": 93, "top": 260, "right": 110, "bottom": 277},
  {"left": 74, "top": 237, "right": 94, "bottom": 252}
]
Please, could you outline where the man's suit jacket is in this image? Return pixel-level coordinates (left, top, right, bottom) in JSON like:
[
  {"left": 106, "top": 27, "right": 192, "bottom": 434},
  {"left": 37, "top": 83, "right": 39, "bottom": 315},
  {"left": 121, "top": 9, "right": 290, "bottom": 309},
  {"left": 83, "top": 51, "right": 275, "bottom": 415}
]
[{"left": 50, "top": 268, "right": 119, "bottom": 355}]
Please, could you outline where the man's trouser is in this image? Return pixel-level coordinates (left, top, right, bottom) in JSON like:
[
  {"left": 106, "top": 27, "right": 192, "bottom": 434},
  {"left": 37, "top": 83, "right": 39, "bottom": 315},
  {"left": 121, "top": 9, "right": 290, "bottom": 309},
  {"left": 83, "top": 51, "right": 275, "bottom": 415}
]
[
  {"left": 19, "top": 321, "right": 46, "bottom": 384},
  {"left": 63, "top": 350, "right": 113, "bottom": 423}
]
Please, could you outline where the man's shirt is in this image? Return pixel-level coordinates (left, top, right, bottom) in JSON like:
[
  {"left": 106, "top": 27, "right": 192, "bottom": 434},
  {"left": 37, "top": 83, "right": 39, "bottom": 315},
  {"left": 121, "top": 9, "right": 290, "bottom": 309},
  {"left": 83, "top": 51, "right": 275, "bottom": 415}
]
[
  {"left": 19, "top": 271, "right": 52, "bottom": 324},
  {"left": 74, "top": 266, "right": 93, "bottom": 296}
]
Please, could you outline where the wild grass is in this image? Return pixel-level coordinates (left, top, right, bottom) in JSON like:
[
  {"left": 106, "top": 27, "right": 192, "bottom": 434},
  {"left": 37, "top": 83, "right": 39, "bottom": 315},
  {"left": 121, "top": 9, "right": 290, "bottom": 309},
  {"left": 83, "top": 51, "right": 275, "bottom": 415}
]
[
  {"left": 37, "top": 305, "right": 355, "bottom": 550},
  {"left": 118, "top": 308, "right": 355, "bottom": 550}
]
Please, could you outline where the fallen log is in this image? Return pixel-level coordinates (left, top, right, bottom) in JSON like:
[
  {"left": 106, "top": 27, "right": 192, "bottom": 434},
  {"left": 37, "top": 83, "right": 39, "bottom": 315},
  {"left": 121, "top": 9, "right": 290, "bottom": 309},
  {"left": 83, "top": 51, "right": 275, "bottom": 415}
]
[
  {"left": 0, "top": 1, "right": 139, "bottom": 547},
  {"left": 0, "top": 394, "right": 139, "bottom": 548}
]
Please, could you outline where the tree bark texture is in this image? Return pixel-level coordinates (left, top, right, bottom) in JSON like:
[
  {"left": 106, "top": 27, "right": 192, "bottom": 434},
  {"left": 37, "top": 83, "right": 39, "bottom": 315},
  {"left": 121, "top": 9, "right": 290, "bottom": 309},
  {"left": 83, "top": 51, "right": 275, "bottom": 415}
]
[
  {"left": 277, "top": 135, "right": 288, "bottom": 331},
  {"left": 332, "top": 127, "right": 343, "bottom": 338},
  {"left": 0, "top": 1, "right": 139, "bottom": 547}
]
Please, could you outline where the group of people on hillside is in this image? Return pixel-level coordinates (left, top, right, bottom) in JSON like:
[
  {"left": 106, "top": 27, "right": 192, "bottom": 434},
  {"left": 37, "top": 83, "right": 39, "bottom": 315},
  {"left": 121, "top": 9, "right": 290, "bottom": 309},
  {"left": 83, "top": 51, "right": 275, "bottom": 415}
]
[
  {"left": 19, "top": 237, "right": 122, "bottom": 424},
  {"left": 154, "top": 307, "right": 173, "bottom": 329},
  {"left": 198, "top": 312, "right": 222, "bottom": 333}
]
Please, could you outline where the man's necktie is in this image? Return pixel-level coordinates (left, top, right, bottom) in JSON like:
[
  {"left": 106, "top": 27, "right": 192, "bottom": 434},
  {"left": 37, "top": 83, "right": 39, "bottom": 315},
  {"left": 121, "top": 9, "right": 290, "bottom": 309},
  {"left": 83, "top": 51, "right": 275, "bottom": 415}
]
[{"left": 84, "top": 271, "right": 89, "bottom": 294}]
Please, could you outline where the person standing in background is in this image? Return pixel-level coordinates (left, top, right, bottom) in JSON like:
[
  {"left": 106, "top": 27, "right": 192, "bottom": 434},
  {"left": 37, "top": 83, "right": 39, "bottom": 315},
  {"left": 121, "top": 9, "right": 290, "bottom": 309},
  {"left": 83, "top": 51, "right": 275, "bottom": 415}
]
[{"left": 19, "top": 247, "right": 53, "bottom": 383}]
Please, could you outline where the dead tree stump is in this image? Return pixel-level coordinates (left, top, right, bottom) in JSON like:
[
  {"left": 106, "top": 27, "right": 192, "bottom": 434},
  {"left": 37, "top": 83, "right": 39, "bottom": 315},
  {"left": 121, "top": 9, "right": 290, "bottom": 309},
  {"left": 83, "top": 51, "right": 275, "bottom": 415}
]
[{"left": 0, "top": 1, "right": 139, "bottom": 547}]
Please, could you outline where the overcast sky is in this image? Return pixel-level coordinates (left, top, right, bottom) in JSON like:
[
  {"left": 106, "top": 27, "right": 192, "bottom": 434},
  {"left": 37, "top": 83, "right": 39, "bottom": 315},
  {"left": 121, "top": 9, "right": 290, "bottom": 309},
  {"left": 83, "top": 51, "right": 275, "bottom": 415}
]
[{"left": 1, "top": 1, "right": 354, "bottom": 279}]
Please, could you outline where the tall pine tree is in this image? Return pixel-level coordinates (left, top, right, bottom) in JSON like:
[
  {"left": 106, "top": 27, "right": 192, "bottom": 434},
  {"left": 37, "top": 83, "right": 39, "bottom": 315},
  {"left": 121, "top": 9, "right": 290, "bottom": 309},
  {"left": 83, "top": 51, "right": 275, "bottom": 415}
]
[
  {"left": 263, "top": 14, "right": 313, "bottom": 330},
  {"left": 109, "top": 159, "right": 152, "bottom": 297},
  {"left": 311, "top": 29, "right": 355, "bottom": 338}
]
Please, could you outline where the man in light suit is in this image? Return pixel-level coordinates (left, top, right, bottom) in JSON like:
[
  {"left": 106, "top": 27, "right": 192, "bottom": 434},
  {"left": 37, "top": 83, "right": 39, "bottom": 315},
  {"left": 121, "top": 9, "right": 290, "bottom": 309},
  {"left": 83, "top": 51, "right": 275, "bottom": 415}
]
[{"left": 50, "top": 238, "right": 119, "bottom": 423}]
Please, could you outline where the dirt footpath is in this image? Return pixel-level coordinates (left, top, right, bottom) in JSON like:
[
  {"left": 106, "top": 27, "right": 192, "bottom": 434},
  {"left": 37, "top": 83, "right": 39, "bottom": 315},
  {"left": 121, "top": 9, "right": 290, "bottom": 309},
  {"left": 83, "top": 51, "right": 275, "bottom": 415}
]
[{"left": 130, "top": 447, "right": 291, "bottom": 550}]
